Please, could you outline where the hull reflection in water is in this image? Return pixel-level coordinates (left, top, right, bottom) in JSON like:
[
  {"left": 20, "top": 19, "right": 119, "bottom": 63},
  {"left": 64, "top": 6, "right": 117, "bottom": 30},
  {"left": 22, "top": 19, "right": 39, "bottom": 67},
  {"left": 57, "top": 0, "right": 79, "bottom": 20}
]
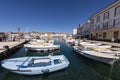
[
  {"left": 25, "top": 49, "right": 60, "bottom": 56},
  {"left": 1, "top": 68, "right": 69, "bottom": 80},
  {"left": 73, "top": 51, "right": 120, "bottom": 80}
]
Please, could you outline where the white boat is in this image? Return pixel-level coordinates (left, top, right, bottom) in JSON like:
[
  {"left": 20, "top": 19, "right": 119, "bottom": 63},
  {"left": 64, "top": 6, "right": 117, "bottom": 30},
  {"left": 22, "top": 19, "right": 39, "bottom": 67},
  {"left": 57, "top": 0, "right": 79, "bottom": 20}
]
[
  {"left": 24, "top": 44, "right": 60, "bottom": 51},
  {"left": 79, "top": 41, "right": 111, "bottom": 48},
  {"left": 96, "top": 49, "right": 120, "bottom": 56},
  {"left": 80, "top": 42, "right": 111, "bottom": 49},
  {"left": 85, "top": 45, "right": 112, "bottom": 49},
  {"left": 28, "top": 39, "right": 45, "bottom": 45},
  {"left": 24, "top": 40, "right": 60, "bottom": 51},
  {"left": 1, "top": 55, "right": 69, "bottom": 75},
  {"left": 73, "top": 46, "right": 119, "bottom": 65}
]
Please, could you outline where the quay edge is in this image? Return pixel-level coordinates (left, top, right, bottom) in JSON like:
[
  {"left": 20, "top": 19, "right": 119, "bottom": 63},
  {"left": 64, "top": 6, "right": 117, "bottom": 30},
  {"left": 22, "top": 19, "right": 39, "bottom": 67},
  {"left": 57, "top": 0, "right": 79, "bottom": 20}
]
[{"left": 0, "top": 40, "right": 29, "bottom": 61}]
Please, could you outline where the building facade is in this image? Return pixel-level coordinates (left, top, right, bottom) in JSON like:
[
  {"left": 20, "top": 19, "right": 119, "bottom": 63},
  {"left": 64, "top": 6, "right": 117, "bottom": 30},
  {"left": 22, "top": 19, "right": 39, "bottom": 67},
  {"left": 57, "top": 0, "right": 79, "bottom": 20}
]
[
  {"left": 82, "top": 20, "right": 90, "bottom": 38},
  {"left": 73, "top": 28, "right": 77, "bottom": 35},
  {"left": 90, "top": 0, "right": 120, "bottom": 42},
  {"left": 75, "top": 20, "right": 90, "bottom": 39},
  {"left": 77, "top": 24, "right": 83, "bottom": 36}
]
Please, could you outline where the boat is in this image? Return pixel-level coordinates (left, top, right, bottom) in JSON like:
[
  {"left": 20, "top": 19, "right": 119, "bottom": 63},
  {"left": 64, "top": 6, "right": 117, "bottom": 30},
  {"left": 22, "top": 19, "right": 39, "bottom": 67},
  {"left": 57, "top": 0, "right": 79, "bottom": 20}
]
[
  {"left": 80, "top": 42, "right": 111, "bottom": 49},
  {"left": 1, "top": 55, "right": 69, "bottom": 75},
  {"left": 80, "top": 41, "right": 101, "bottom": 46},
  {"left": 28, "top": 39, "right": 46, "bottom": 45},
  {"left": 86, "top": 45, "right": 111, "bottom": 49},
  {"left": 91, "top": 47, "right": 120, "bottom": 56},
  {"left": 73, "top": 46, "right": 119, "bottom": 65},
  {"left": 24, "top": 44, "right": 60, "bottom": 51},
  {"left": 24, "top": 40, "right": 60, "bottom": 51}
]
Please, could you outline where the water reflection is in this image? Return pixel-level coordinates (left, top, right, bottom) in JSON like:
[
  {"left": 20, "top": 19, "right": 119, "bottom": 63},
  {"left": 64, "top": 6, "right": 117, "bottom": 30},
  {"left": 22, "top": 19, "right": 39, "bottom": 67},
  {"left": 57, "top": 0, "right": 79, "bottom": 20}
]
[
  {"left": 2, "top": 68, "right": 69, "bottom": 80},
  {"left": 73, "top": 50, "right": 120, "bottom": 80},
  {"left": 1, "top": 40, "right": 120, "bottom": 80},
  {"left": 25, "top": 49, "right": 60, "bottom": 56}
]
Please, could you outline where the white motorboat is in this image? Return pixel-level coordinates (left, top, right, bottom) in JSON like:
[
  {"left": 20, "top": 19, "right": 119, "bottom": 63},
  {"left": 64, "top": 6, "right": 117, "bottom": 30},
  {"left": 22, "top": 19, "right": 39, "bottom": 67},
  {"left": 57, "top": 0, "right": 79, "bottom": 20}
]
[
  {"left": 86, "top": 45, "right": 111, "bottom": 49},
  {"left": 95, "top": 49, "right": 120, "bottom": 56},
  {"left": 28, "top": 39, "right": 45, "bottom": 45},
  {"left": 73, "top": 46, "right": 119, "bottom": 65},
  {"left": 1, "top": 55, "right": 69, "bottom": 75},
  {"left": 24, "top": 44, "right": 60, "bottom": 51},
  {"left": 81, "top": 51, "right": 119, "bottom": 65},
  {"left": 24, "top": 40, "right": 60, "bottom": 51},
  {"left": 80, "top": 42, "right": 111, "bottom": 49},
  {"left": 79, "top": 41, "right": 111, "bottom": 49}
]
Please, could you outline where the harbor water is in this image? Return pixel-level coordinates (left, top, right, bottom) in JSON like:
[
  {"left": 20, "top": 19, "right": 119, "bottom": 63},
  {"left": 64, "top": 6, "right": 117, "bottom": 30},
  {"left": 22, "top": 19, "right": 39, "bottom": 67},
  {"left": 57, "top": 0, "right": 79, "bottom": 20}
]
[{"left": 0, "top": 39, "right": 120, "bottom": 80}]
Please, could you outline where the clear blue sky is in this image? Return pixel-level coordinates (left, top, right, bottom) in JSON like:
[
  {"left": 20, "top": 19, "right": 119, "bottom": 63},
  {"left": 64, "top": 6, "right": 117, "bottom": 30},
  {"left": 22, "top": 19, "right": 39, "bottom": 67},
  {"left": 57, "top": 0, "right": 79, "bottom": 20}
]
[{"left": 0, "top": 0, "right": 115, "bottom": 33}]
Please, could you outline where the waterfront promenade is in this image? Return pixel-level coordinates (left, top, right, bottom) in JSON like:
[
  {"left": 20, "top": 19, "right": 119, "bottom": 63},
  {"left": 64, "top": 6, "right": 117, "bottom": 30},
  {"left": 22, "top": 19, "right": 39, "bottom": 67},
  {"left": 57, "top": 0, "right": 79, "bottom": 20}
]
[
  {"left": 0, "top": 39, "right": 28, "bottom": 60},
  {"left": 0, "top": 41, "right": 23, "bottom": 53}
]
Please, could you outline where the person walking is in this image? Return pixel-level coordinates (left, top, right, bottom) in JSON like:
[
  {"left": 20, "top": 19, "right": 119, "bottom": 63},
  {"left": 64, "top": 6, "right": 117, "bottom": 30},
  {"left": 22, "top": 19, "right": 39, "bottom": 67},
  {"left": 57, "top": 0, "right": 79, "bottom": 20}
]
[{"left": 111, "top": 37, "right": 114, "bottom": 42}]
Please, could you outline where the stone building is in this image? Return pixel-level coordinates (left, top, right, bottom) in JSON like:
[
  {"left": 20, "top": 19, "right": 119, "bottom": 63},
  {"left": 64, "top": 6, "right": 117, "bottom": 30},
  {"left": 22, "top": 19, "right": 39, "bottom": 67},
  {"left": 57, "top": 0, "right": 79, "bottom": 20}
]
[{"left": 90, "top": 0, "right": 120, "bottom": 42}]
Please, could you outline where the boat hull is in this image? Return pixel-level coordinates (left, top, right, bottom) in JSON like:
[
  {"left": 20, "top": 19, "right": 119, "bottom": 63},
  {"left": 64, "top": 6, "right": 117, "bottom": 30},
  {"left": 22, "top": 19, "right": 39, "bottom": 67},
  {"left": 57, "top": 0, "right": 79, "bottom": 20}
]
[
  {"left": 10, "top": 64, "right": 69, "bottom": 75},
  {"left": 24, "top": 45, "right": 60, "bottom": 51},
  {"left": 73, "top": 46, "right": 119, "bottom": 65},
  {"left": 81, "top": 52, "right": 117, "bottom": 65},
  {"left": 1, "top": 55, "right": 69, "bottom": 75}
]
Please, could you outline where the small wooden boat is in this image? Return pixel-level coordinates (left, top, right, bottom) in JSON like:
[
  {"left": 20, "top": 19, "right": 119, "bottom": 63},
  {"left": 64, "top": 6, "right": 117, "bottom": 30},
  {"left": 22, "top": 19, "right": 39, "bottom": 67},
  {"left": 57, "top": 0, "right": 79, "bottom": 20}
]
[
  {"left": 73, "top": 46, "right": 119, "bottom": 65},
  {"left": 1, "top": 55, "right": 69, "bottom": 75},
  {"left": 81, "top": 50, "right": 119, "bottom": 65}
]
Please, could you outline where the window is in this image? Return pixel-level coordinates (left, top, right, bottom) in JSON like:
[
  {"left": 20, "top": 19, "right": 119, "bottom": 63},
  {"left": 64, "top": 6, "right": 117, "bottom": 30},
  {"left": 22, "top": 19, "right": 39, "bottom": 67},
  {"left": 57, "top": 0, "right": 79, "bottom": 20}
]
[
  {"left": 103, "top": 22, "right": 108, "bottom": 30},
  {"left": 114, "top": 31, "right": 119, "bottom": 38},
  {"left": 96, "top": 33, "right": 98, "bottom": 38},
  {"left": 115, "top": 6, "right": 120, "bottom": 16},
  {"left": 98, "top": 24, "right": 100, "bottom": 30},
  {"left": 103, "top": 11, "right": 109, "bottom": 20},
  {"left": 96, "top": 16, "right": 100, "bottom": 22},
  {"left": 95, "top": 24, "right": 100, "bottom": 31},
  {"left": 113, "top": 19, "right": 116, "bottom": 26},
  {"left": 103, "top": 32, "right": 106, "bottom": 38},
  {"left": 113, "top": 18, "right": 120, "bottom": 27}
]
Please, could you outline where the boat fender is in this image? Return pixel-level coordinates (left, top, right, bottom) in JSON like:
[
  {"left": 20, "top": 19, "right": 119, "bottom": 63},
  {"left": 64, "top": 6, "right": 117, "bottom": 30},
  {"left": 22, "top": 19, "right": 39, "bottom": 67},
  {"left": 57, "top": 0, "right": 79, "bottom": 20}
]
[
  {"left": 42, "top": 69, "right": 49, "bottom": 74},
  {"left": 3, "top": 45, "right": 9, "bottom": 51}
]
